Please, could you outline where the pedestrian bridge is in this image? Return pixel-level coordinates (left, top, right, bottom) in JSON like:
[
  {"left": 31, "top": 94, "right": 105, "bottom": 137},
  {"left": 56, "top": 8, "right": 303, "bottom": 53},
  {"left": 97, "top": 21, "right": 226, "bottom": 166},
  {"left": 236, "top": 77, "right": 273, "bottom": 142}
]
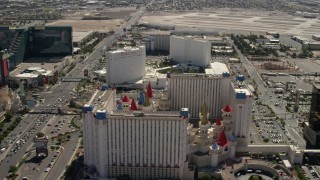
[
  {"left": 28, "top": 107, "right": 81, "bottom": 115},
  {"left": 303, "top": 149, "right": 320, "bottom": 153},
  {"left": 61, "top": 78, "right": 83, "bottom": 82}
]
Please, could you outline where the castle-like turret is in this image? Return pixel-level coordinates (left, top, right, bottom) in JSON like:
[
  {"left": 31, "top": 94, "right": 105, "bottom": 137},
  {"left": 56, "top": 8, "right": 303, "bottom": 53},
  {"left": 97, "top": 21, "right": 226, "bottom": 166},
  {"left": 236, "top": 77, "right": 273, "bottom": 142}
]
[
  {"left": 221, "top": 105, "right": 233, "bottom": 132},
  {"left": 158, "top": 91, "right": 170, "bottom": 111},
  {"left": 200, "top": 103, "right": 209, "bottom": 125}
]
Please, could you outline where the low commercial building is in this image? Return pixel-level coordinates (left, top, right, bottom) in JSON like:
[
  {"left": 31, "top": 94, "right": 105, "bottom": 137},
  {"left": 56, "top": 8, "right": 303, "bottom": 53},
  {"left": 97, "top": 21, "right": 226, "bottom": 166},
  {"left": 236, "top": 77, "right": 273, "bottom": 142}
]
[
  {"left": 212, "top": 46, "right": 234, "bottom": 55},
  {"left": 72, "top": 31, "right": 94, "bottom": 47},
  {"left": 312, "top": 35, "right": 320, "bottom": 41},
  {"left": 306, "top": 42, "right": 320, "bottom": 50},
  {"left": 8, "top": 56, "right": 73, "bottom": 88},
  {"left": 9, "top": 66, "right": 55, "bottom": 88},
  {"left": 266, "top": 31, "right": 280, "bottom": 38},
  {"left": 292, "top": 36, "right": 309, "bottom": 44}
]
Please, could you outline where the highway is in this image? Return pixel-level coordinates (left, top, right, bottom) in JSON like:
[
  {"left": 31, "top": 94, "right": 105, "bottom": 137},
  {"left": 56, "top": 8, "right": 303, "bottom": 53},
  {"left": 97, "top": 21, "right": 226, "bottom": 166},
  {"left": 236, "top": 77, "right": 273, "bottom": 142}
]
[
  {"left": 0, "top": 114, "right": 56, "bottom": 179},
  {"left": 46, "top": 131, "right": 80, "bottom": 180},
  {"left": 0, "top": 2, "right": 150, "bottom": 179}
]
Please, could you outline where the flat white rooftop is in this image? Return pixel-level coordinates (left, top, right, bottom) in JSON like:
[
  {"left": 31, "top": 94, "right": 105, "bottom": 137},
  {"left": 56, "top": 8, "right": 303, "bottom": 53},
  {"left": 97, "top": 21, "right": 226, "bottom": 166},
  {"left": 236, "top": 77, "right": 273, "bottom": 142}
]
[
  {"left": 206, "top": 62, "right": 230, "bottom": 75},
  {"left": 109, "top": 46, "right": 143, "bottom": 54},
  {"left": 235, "top": 88, "right": 251, "bottom": 95}
]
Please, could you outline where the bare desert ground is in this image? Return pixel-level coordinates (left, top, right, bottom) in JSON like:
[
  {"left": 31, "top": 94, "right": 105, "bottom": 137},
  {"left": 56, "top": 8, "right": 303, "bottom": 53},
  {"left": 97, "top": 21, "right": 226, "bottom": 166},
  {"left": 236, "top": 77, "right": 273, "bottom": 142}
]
[
  {"left": 47, "top": 19, "right": 124, "bottom": 32},
  {"left": 141, "top": 11, "right": 320, "bottom": 36},
  {"left": 47, "top": 7, "right": 137, "bottom": 32}
]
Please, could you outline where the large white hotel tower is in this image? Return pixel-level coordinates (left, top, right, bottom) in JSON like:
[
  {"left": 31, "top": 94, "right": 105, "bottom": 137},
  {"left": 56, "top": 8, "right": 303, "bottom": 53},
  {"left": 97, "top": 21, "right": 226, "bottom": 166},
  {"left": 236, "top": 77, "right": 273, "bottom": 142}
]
[
  {"left": 106, "top": 46, "right": 146, "bottom": 85},
  {"left": 83, "top": 85, "right": 190, "bottom": 179}
]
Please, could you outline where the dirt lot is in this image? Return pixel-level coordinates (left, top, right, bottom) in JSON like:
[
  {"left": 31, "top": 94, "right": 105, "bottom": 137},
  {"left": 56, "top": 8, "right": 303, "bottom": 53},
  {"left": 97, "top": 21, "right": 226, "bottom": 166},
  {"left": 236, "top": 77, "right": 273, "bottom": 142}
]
[
  {"left": 47, "top": 7, "right": 136, "bottom": 32},
  {"left": 47, "top": 19, "right": 124, "bottom": 32},
  {"left": 141, "top": 10, "right": 320, "bottom": 37}
]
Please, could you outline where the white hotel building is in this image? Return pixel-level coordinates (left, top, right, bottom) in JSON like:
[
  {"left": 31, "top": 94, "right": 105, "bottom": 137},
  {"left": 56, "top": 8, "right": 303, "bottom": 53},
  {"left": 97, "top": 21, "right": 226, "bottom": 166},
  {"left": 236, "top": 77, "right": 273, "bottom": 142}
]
[
  {"left": 83, "top": 88, "right": 190, "bottom": 179},
  {"left": 106, "top": 46, "right": 146, "bottom": 85},
  {"left": 83, "top": 75, "right": 304, "bottom": 180},
  {"left": 168, "top": 62, "right": 231, "bottom": 119},
  {"left": 170, "top": 35, "right": 211, "bottom": 66}
]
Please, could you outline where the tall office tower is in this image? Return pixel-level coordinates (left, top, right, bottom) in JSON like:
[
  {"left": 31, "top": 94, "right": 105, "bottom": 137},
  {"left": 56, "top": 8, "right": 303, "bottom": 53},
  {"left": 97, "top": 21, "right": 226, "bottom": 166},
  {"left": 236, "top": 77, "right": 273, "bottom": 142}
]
[
  {"left": 304, "top": 82, "right": 320, "bottom": 148},
  {"left": 106, "top": 46, "right": 146, "bottom": 85},
  {"left": 83, "top": 85, "right": 191, "bottom": 179},
  {"left": 170, "top": 35, "right": 211, "bottom": 66},
  {"left": 167, "top": 72, "right": 230, "bottom": 119}
]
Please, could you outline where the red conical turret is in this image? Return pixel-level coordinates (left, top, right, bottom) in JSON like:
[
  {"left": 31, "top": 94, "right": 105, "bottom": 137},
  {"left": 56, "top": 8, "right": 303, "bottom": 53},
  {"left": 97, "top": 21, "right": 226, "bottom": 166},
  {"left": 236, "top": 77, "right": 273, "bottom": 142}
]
[
  {"left": 215, "top": 118, "right": 222, "bottom": 126},
  {"left": 121, "top": 95, "right": 131, "bottom": 102},
  {"left": 130, "top": 99, "right": 138, "bottom": 110},
  {"left": 217, "top": 130, "right": 229, "bottom": 147},
  {"left": 222, "top": 105, "right": 233, "bottom": 112},
  {"left": 147, "top": 82, "right": 154, "bottom": 98}
]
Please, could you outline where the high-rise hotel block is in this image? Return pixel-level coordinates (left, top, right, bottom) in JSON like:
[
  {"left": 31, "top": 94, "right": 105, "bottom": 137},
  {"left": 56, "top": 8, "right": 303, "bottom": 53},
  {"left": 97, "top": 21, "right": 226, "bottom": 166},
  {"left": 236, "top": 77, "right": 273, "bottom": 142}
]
[
  {"left": 106, "top": 46, "right": 146, "bottom": 85},
  {"left": 83, "top": 86, "right": 190, "bottom": 179}
]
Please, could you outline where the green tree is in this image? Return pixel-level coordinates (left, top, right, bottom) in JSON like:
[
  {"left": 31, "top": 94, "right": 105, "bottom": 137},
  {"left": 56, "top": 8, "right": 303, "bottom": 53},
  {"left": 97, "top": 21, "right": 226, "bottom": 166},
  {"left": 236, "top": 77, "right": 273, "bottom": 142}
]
[
  {"left": 199, "top": 173, "right": 212, "bottom": 180},
  {"left": 15, "top": 117, "right": 22, "bottom": 123},
  {"left": 8, "top": 166, "right": 17, "bottom": 173},
  {"left": 292, "top": 53, "right": 297, "bottom": 58},
  {"left": 36, "top": 132, "right": 45, "bottom": 137},
  {"left": 4, "top": 112, "right": 13, "bottom": 123},
  {"left": 263, "top": 138, "right": 270, "bottom": 143},
  {"left": 57, "top": 137, "right": 62, "bottom": 142}
]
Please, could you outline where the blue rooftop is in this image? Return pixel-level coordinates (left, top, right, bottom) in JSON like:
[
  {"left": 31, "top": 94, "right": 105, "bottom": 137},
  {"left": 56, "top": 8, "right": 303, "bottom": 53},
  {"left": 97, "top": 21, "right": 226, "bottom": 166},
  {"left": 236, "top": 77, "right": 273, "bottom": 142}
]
[
  {"left": 228, "top": 134, "right": 237, "bottom": 142},
  {"left": 82, "top": 105, "right": 94, "bottom": 112},
  {"left": 222, "top": 72, "right": 230, "bottom": 77},
  {"left": 138, "top": 91, "right": 145, "bottom": 105},
  {"left": 100, "top": 84, "right": 109, "bottom": 91},
  {"left": 95, "top": 110, "right": 107, "bottom": 120},
  {"left": 180, "top": 108, "right": 189, "bottom": 117},
  {"left": 211, "top": 143, "right": 219, "bottom": 150},
  {"left": 236, "top": 75, "right": 245, "bottom": 82},
  {"left": 117, "top": 101, "right": 123, "bottom": 110},
  {"left": 236, "top": 92, "right": 247, "bottom": 99}
]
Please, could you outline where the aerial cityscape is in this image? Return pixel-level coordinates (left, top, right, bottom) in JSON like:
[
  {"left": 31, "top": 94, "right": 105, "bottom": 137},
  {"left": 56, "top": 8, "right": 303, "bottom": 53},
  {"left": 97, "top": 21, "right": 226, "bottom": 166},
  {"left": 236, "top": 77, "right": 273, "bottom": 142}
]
[{"left": 0, "top": 0, "right": 320, "bottom": 180}]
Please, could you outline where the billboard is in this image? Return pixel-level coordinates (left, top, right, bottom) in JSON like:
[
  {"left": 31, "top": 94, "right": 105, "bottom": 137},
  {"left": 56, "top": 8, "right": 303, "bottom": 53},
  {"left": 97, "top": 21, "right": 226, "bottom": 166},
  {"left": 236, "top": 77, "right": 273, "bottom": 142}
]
[
  {"left": 2, "top": 58, "right": 8, "bottom": 76},
  {"left": 28, "top": 26, "right": 73, "bottom": 56},
  {"left": 0, "top": 50, "right": 9, "bottom": 85},
  {"left": 84, "top": 69, "right": 89, "bottom": 77},
  {"left": 2, "top": 51, "right": 9, "bottom": 76}
]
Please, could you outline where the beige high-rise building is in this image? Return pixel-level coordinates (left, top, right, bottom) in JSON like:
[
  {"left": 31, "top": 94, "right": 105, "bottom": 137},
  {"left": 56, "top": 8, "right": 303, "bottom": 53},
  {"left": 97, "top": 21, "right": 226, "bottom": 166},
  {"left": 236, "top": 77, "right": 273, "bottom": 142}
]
[{"left": 83, "top": 86, "right": 191, "bottom": 179}]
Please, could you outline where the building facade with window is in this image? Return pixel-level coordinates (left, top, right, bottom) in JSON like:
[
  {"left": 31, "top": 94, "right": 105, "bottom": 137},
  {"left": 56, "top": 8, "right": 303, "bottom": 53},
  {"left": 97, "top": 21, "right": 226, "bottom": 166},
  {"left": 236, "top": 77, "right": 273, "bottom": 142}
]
[
  {"left": 83, "top": 87, "right": 191, "bottom": 179},
  {"left": 106, "top": 46, "right": 146, "bottom": 85}
]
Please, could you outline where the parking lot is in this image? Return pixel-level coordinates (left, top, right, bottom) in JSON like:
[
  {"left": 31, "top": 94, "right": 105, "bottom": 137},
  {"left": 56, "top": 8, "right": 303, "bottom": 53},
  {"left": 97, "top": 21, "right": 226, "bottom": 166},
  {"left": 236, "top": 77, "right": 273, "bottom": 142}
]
[
  {"left": 252, "top": 103, "right": 271, "bottom": 115},
  {"left": 253, "top": 117, "right": 296, "bottom": 145},
  {"left": 301, "top": 165, "right": 320, "bottom": 180}
]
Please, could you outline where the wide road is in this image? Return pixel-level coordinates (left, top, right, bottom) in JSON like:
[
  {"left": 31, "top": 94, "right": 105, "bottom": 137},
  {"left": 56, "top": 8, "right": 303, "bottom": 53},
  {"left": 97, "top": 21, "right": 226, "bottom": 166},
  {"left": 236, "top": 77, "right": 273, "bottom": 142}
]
[
  {"left": 0, "top": 114, "right": 56, "bottom": 179},
  {"left": 46, "top": 131, "right": 80, "bottom": 180},
  {"left": 0, "top": 2, "right": 151, "bottom": 179}
]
